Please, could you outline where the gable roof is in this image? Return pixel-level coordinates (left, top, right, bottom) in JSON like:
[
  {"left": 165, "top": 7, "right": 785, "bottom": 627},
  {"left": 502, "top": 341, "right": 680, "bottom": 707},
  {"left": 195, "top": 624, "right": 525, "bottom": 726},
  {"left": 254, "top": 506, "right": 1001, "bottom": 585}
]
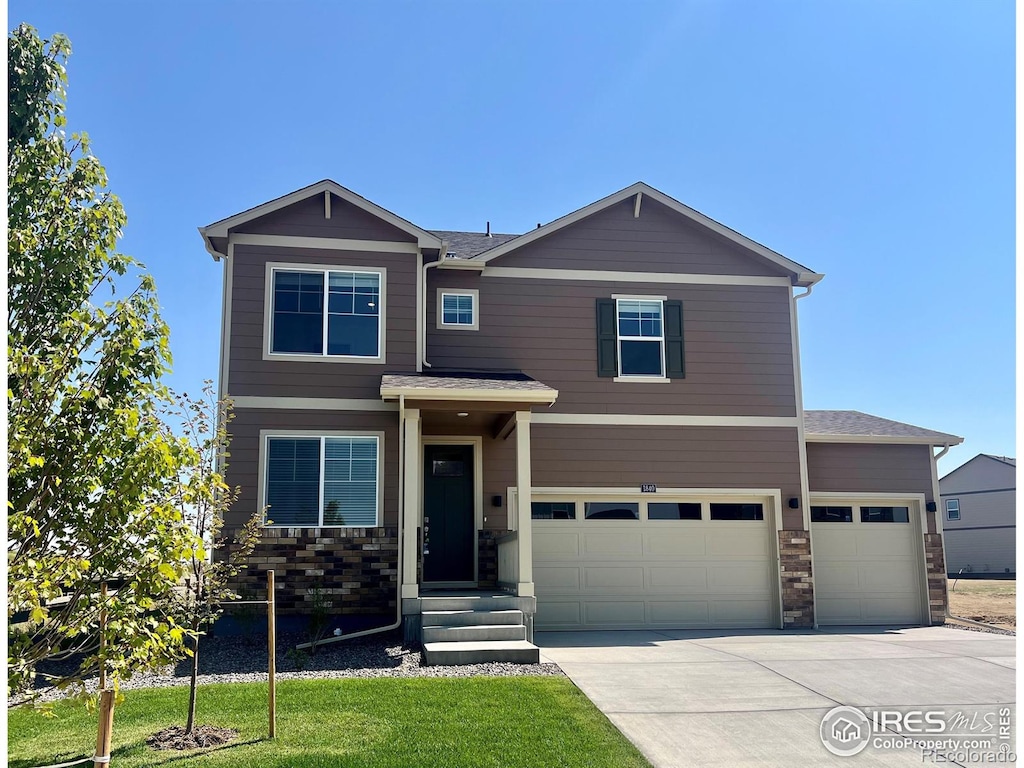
[
  {"left": 199, "top": 179, "right": 444, "bottom": 259},
  {"left": 981, "top": 454, "right": 1016, "bottom": 467},
  {"left": 465, "top": 182, "right": 824, "bottom": 287},
  {"left": 939, "top": 453, "right": 1017, "bottom": 483},
  {"left": 804, "top": 410, "right": 963, "bottom": 445}
]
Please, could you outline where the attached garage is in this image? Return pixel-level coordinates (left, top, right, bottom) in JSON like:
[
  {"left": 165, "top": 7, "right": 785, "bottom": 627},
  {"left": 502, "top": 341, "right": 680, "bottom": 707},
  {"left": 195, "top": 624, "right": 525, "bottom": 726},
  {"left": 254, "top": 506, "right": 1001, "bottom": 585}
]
[
  {"left": 810, "top": 496, "right": 928, "bottom": 625},
  {"left": 529, "top": 491, "right": 782, "bottom": 630}
]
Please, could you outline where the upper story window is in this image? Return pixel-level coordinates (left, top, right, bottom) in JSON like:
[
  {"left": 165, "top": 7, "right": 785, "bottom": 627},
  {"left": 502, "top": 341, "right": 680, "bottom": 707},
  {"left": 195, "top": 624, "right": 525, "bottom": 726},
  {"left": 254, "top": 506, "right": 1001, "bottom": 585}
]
[
  {"left": 267, "top": 264, "right": 384, "bottom": 361},
  {"left": 263, "top": 433, "right": 381, "bottom": 527},
  {"left": 946, "top": 499, "right": 961, "bottom": 521},
  {"left": 595, "top": 296, "right": 685, "bottom": 381},
  {"left": 437, "top": 289, "right": 479, "bottom": 331}
]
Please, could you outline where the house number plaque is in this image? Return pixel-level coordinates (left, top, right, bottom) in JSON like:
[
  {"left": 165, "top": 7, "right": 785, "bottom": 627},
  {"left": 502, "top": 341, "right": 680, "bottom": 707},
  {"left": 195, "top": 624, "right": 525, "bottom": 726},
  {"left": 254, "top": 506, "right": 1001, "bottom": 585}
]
[{"left": 641, "top": 484, "right": 657, "bottom": 493}]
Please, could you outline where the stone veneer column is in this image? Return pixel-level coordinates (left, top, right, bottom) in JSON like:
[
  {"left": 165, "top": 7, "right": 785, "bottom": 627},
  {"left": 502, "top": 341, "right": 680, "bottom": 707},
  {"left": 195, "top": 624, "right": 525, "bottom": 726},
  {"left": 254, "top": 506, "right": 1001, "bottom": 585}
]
[
  {"left": 924, "top": 533, "right": 948, "bottom": 624},
  {"left": 778, "top": 530, "right": 814, "bottom": 628}
]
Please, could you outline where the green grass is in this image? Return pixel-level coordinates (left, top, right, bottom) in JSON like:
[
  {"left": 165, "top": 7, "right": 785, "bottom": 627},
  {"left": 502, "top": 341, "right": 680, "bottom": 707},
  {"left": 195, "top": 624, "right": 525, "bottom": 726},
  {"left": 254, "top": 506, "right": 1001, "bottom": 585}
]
[{"left": 9, "top": 677, "right": 652, "bottom": 768}]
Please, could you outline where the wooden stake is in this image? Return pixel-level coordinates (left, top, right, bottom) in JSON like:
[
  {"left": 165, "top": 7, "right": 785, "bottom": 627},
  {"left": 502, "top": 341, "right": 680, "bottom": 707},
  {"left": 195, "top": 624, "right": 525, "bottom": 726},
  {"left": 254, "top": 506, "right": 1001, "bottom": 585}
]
[
  {"left": 267, "top": 569, "right": 276, "bottom": 739},
  {"left": 94, "top": 688, "right": 115, "bottom": 768},
  {"left": 98, "top": 582, "right": 107, "bottom": 691}
]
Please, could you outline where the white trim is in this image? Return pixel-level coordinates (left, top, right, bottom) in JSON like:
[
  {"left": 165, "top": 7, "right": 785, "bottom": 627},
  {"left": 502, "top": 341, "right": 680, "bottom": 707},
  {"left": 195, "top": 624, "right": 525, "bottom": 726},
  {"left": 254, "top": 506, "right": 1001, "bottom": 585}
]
[
  {"left": 421, "top": 436, "right": 485, "bottom": 584},
  {"left": 263, "top": 261, "right": 387, "bottom": 364},
  {"left": 615, "top": 296, "right": 666, "bottom": 378},
  {"left": 324, "top": 191, "right": 331, "bottom": 219},
  {"left": 481, "top": 266, "right": 794, "bottom": 287},
  {"left": 401, "top": 409, "right": 421, "bottom": 599},
  {"left": 232, "top": 232, "right": 419, "bottom": 254},
  {"left": 233, "top": 396, "right": 398, "bottom": 411},
  {"left": 805, "top": 434, "right": 963, "bottom": 446},
  {"left": 219, "top": 243, "right": 234, "bottom": 400},
  {"left": 810, "top": 491, "right": 928, "bottom": 502},
  {"left": 469, "top": 181, "right": 823, "bottom": 286},
  {"left": 415, "top": 250, "right": 424, "bottom": 372},
  {"left": 790, "top": 289, "right": 816, "bottom": 623},
  {"left": 611, "top": 293, "right": 668, "bottom": 300},
  {"left": 200, "top": 179, "right": 443, "bottom": 249},
  {"left": 945, "top": 498, "right": 961, "bottom": 521},
  {"left": 258, "top": 430, "right": 385, "bottom": 529},
  {"left": 380, "top": 387, "right": 558, "bottom": 404},
  {"left": 436, "top": 288, "right": 480, "bottom": 331},
  {"left": 612, "top": 376, "right": 671, "bottom": 384},
  {"left": 633, "top": 191, "right": 642, "bottom": 218},
  {"left": 531, "top": 413, "right": 800, "bottom": 428}
]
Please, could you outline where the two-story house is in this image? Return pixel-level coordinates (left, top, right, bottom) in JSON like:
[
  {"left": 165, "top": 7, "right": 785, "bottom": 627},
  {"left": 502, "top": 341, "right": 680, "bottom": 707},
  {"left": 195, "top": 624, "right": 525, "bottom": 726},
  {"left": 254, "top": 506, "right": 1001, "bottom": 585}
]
[
  {"left": 199, "top": 180, "right": 962, "bottom": 664},
  {"left": 940, "top": 454, "right": 1016, "bottom": 577}
]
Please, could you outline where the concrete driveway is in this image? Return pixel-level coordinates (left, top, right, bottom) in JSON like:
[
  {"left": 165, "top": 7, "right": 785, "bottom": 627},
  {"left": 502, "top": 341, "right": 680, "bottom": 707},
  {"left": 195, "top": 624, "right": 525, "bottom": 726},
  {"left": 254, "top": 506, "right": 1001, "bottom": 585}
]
[{"left": 536, "top": 626, "right": 1016, "bottom": 767}]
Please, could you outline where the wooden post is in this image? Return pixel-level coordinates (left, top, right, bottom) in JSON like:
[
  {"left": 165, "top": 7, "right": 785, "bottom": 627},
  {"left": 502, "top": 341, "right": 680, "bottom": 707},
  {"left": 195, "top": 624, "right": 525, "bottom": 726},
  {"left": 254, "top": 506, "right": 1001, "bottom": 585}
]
[
  {"left": 267, "top": 569, "right": 276, "bottom": 739},
  {"left": 93, "top": 689, "right": 115, "bottom": 768},
  {"left": 98, "top": 582, "right": 107, "bottom": 691}
]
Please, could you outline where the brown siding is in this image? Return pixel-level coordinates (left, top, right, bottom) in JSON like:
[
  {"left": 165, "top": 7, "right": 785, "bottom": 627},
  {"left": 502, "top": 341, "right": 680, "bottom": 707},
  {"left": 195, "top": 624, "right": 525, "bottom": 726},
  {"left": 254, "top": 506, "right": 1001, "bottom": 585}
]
[
  {"left": 427, "top": 271, "right": 797, "bottom": 417},
  {"left": 225, "top": 408, "right": 400, "bottom": 529},
  {"left": 490, "top": 197, "right": 791, "bottom": 277},
  {"left": 806, "top": 442, "right": 937, "bottom": 532},
  {"left": 234, "top": 193, "right": 417, "bottom": 242},
  {"left": 228, "top": 244, "right": 416, "bottom": 399}
]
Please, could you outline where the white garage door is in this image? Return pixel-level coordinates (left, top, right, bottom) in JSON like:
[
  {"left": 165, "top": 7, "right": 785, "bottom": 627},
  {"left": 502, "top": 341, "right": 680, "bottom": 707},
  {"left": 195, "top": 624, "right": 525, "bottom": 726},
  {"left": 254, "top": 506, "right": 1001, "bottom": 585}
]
[
  {"left": 811, "top": 500, "right": 926, "bottom": 625},
  {"left": 531, "top": 494, "right": 779, "bottom": 630}
]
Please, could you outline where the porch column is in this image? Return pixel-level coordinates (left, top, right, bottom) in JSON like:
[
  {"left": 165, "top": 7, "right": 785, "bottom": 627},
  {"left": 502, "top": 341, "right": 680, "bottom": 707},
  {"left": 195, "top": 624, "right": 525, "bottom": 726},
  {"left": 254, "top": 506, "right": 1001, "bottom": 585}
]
[
  {"left": 401, "top": 408, "right": 421, "bottom": 599},
  {"left": 515, "top": 410, "right": 535, "bottom": 596}
]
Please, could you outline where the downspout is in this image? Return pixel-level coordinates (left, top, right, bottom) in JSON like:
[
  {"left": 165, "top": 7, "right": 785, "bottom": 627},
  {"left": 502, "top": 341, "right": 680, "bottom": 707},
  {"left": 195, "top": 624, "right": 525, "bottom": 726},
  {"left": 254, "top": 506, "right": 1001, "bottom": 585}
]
[
  {"left": 791, "top": 281, "right": 816, "bottom": 627},
  {"left": 295, "top": 402, "right": 406, "bottom": 651},
  {"left": 420, "top": 244, "right": 447, "bottom": 369}
]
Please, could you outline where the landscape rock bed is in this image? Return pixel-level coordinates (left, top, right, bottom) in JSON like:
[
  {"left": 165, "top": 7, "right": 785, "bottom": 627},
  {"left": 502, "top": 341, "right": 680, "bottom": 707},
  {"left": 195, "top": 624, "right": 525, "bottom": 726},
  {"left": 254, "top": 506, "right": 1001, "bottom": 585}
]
[{"left": 26, "top": 630, "right": 562, "bottom": 704}]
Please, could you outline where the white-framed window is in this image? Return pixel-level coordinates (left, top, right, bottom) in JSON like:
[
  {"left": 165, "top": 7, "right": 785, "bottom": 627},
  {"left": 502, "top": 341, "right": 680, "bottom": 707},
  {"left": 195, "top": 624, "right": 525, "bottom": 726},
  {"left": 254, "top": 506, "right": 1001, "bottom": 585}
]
[
  {"left": 437, "top": 289, "right": 479, "bottom": 331},
  {"left": 261, "top": 432, "right": 382, "bottom": 528},
  {"left": 616, "top": 297, "right": 665, "bottom": 378},
  {"left": 265, "top": 263, "right": 385, "bottom": 361},
  {"left": 946, "top": 498, "right": 961, "bottom": 521}
]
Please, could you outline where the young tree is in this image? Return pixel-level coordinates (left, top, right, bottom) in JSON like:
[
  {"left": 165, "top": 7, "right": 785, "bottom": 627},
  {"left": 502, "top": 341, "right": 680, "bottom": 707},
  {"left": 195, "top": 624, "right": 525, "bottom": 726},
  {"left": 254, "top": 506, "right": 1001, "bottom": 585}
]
[
  {"left": 8, "top": 24, "right": 198, "bottom": 700},
  {"left": 165, "top": 384, "right": 262, "bottom": 736}
]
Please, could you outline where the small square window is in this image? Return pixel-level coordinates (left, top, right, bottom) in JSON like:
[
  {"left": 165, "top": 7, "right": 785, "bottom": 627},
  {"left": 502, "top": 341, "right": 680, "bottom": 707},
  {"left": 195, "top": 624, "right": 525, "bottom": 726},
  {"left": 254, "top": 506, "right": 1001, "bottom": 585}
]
[
  {"left": 438, "top": 290, "right": 478, "bottom": 330},
  {"left": 945, "top": 499, "right": 961, "bottom": 521}
]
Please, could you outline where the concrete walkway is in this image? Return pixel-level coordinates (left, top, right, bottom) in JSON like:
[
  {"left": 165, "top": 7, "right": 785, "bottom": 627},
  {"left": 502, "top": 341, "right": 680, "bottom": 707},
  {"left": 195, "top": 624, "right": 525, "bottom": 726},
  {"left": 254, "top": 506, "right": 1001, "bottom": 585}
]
[{"left": 536, "top": 627, "right": 1016, "bottom": 767}]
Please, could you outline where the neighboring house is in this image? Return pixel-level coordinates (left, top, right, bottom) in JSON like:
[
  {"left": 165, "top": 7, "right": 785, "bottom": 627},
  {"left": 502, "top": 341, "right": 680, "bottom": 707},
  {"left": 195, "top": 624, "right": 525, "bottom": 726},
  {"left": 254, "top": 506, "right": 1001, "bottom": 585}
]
[
  {"left": 940, "top": 454, "right": 1016, "bottom": 576},
  {"left": 198, "top": 180, "right": 962, "bottom": 661}
]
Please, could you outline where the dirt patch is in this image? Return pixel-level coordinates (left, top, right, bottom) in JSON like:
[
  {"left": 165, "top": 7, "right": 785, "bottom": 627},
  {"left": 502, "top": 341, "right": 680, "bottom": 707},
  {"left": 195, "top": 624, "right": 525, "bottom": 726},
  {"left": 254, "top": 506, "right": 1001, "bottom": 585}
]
[
  {"left": 147, "top": 724, "right": 239, "bottom": 751},
  {"left": 948, "top": 579, "right": 1016, "bottom": 629}
]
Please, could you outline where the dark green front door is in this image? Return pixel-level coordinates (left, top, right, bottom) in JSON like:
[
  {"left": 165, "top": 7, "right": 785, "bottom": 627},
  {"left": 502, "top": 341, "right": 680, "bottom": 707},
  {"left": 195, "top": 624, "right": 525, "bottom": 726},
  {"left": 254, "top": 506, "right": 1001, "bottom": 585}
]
[{"left": 422, "top": 444, "right": 475, "bottom": 583}]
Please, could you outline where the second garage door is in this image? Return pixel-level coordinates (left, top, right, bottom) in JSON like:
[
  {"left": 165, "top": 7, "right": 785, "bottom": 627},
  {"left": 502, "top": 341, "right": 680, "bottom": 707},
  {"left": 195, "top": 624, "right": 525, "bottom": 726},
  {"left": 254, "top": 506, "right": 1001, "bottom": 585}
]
[
  {"left": 531, "top": 493, "right": 779, "bottom": 630},
  {"left": 811, "top": 499, "right": 926, "bottom": 625}
]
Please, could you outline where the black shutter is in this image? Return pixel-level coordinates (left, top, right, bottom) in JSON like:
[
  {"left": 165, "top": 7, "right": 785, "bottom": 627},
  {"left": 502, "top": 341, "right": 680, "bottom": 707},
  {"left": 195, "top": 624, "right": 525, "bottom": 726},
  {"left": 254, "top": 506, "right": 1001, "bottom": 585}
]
[
  {"left": 596, "top": 299, "right": 617, "bottom": 377},
  {"left": 664, "top": 300, "right": 685, "bottom": 378}
]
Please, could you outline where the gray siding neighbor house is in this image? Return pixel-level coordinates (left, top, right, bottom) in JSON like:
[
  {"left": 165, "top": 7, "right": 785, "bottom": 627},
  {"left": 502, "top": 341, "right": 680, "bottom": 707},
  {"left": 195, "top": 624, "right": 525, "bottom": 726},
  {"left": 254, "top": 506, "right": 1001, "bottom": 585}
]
[
  {"left": 199, "top": 180, "right": 963, "bottom": 663},
  {"left": 940, "top": 454, "right": 1016, "bottom": 577}
]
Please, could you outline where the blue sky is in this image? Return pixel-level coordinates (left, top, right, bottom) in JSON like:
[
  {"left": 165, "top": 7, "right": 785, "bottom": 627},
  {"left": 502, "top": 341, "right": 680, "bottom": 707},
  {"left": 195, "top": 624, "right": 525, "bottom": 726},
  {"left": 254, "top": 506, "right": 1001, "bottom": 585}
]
[{"left": 10, "top": 1, "right": 1013, "bottom": 475}]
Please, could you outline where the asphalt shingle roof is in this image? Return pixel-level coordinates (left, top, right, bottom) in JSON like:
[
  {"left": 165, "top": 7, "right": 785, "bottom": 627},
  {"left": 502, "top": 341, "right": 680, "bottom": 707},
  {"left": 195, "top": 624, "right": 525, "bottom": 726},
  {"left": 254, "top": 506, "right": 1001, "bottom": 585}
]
[
  {"left": 380, "top": 371, "right": 555, "bottom": 394},
  {"left": 804, "top": 410, "right": 961, "bottom": 443},
  {"left": 981, "top": 454, "right": 1016, "bottom": 467},
  {"left": 429, "top": 230, "right": 520, "bottom": 258}
]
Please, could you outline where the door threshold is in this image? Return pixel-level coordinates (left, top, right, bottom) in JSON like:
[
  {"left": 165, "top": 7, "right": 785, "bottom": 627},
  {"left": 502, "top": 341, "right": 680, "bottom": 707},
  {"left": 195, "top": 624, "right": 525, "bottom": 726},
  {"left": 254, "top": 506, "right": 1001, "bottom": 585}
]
[{"left": 422, "top": 581, "right": 478, "bottom": 591}]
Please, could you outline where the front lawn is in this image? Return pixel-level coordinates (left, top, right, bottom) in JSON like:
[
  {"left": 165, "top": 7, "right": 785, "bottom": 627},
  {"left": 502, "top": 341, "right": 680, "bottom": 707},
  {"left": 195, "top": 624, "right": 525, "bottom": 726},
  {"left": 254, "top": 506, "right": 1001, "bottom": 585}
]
[{"left": 9, "top": 677, "right": 651, "bottom": 768}]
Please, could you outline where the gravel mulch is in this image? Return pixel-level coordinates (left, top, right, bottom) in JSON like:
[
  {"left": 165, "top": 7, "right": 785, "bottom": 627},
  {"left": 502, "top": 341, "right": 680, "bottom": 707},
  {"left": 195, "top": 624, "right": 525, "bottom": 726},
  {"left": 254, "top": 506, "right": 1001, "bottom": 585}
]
[
  {"left": 943, "top": 618, "right": 1016, "bottom": 636},
  {"left": 20, "top": 629, "right": 563, "bottom": 705}
]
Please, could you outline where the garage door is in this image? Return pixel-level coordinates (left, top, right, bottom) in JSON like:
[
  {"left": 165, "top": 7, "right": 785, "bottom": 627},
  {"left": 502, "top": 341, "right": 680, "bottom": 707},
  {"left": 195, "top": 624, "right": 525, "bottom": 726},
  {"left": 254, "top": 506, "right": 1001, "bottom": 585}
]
[
  {"left": 811, "top": 500, "right": 925, "bottom": 625},
  {"left": 531, "top": 494, "right": 779, "bottom": 630}
]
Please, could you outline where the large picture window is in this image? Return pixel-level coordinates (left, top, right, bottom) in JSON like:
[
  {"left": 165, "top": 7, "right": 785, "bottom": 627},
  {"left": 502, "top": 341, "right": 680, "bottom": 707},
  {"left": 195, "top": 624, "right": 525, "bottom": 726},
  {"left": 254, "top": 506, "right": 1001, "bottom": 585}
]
[
  {"left": 264, "top": 435, "right": 380, "bottom": 527},
  {"left": 270, "top": 266, "right": 382, "bottom": 359}
]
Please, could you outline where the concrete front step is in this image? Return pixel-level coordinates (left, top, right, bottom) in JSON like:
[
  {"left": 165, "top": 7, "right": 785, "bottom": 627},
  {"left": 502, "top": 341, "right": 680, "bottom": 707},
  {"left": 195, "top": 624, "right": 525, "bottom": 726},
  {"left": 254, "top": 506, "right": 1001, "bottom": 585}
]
[
  {"left": 423, "top": 640, "right": 540, "bottom": 665},
  {"left": 419, "top": 594, "right": 534, "bottom": 612},
  {"left": 422, "top": 623, "right": 527, "bottom": 643},
  {"left": 422, "top": 609, "right": 524, "bottom": 627}
]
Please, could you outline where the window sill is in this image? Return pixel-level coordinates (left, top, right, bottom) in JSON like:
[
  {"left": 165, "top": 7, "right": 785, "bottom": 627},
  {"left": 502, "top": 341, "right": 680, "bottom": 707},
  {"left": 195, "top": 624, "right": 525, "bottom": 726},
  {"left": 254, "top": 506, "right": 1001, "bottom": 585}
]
[
  {"left": 263, "top": 351, "right": 385, "bottom": 364},
  {"left": 436, "top": 323, "right": 479, "bottom": 331},
  {"left": 613, "top": 376, "right": 671, "bottom": 383}
]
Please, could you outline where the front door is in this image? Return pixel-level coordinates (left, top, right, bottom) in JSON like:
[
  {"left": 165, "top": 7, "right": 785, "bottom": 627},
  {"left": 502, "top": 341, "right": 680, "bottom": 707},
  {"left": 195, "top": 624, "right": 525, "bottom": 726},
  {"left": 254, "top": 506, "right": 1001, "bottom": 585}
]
[{"left": 422, "top": 444, "right": 475, "bottom": 583}]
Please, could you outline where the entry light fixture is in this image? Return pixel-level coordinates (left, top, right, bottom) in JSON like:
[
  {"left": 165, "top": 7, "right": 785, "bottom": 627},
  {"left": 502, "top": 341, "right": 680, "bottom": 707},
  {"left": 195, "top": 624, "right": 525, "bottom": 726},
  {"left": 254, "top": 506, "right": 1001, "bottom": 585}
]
[
  {"left": 925, "top": 501, "right": 937, "bottom": 513},
  {"left": 788, "top": 498, "right": 800, "bottom": 509}
]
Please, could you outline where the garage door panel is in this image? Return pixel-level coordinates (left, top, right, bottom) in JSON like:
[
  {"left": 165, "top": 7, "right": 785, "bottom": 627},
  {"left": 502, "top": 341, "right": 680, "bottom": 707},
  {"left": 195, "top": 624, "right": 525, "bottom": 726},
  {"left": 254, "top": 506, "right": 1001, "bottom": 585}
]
[
  {"left": 584, "top": 566, "right": 645, "bottom": 590},
  {"left": 860, "top": 562, "right": 918, "bottom": 591},
  {"left": 861, "top": 596, "right": 921, "bottom": 623},
  {"left": 708, "top": 529, "right": 768, "bottom": 557},
  {"left": 814, "top": 529, "right": 858, "bottom": 556},
  {"left": 534, "top": 565, "right": 581, "bottom": 591},
  {"left": 646, "top": 531, "right": 707, "bottom": 557},
  {"left": 584, "top": 601, "right": 646, "bottom": 626},
  {"left": 582, "top": 531, "right": 644, "bottom": 556},
  {"left": 534, "top": 532, "right": 580, "bottom": 558},
  {"left": 816, "top": 597, "right": 862, "bottom": 624},
  {"left": 816, "top": 564, "right": 859, "bottom": 592},
  {"left": 647, "top": 566, "right": 709, "bottom": 590},
  {"left": 533, "top": 493, "right": 777, "bottom": 630},
  {"left": 856, "top": 530, "right": 914, "bottom": 558}
]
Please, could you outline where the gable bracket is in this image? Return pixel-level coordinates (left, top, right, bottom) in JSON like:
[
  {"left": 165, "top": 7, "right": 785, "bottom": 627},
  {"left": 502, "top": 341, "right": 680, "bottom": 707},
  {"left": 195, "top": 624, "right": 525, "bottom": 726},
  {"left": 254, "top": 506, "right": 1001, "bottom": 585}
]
[
  {"left": 634, "top": 191, "right": 643, "bottom": 218},
  {"left": 324, "top": 191, "right": 331, "bottom": 219}
]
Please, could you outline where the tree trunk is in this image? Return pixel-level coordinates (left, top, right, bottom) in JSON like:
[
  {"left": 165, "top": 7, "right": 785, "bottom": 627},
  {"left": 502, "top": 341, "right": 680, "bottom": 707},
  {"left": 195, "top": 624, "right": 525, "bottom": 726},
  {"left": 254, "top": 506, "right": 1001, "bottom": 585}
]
[{"left": 185, "top": 620, "right": 200, "bottom": 735}]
